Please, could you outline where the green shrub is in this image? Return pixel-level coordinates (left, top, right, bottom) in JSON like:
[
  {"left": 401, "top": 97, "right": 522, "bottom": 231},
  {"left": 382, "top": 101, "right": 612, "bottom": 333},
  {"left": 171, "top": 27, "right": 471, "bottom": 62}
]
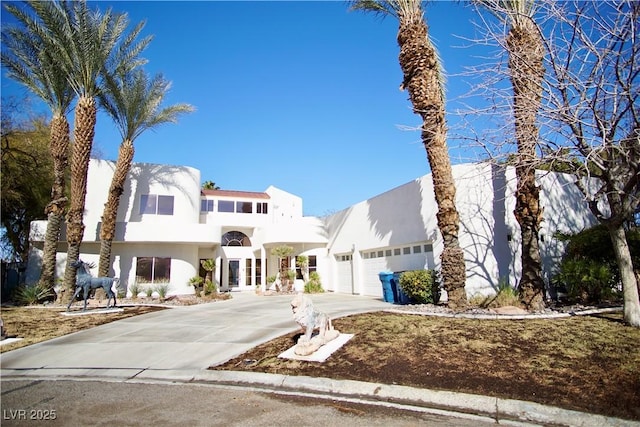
[
  {"left": 145, "top": 286, "right": 153, "bottom": 297},
  {"left": 304, "top": 271, "right": 324, "bottom": 293},
  {"left": 398, "top": 270, "right": 438, "bottom": 304},
  {"left": 188, "top": 276, "right": 203, "bottom": 297},
  {"left": 203, "top": 279, "right": 217, "bottom": 295},
  {"left": 553, "top": 258, "right": 618, "bottom": 304},
  {"left": 555, "top": 225, "right": 640, "bottom": 285},
  {"left": 14, "top": 283, "right": 53, "bottom": 305}
]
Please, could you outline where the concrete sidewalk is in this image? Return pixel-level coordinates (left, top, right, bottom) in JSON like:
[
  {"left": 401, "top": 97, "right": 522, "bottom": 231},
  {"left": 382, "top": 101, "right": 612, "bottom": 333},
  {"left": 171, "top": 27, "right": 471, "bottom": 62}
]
[{"left": 1, "top": 292, "right": 636, "bottom": 427}]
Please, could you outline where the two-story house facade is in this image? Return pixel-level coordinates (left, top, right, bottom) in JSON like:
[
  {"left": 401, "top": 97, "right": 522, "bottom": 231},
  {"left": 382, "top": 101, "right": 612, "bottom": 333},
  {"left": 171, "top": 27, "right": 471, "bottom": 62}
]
[{"left": 26, "top": 159, "right": 597, "bottom": 300}]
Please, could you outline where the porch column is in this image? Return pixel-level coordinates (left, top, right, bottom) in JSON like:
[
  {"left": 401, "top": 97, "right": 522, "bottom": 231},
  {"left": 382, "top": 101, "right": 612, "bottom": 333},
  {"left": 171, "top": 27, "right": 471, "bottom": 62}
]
[{"left": 260, "top": 246, "right": 266, "bottom": 292}]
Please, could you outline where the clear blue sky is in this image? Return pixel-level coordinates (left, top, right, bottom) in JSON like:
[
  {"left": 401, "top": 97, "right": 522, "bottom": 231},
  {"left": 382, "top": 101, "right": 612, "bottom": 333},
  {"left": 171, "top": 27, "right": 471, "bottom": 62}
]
[{"left": 2, "top": 1, "right": 494, "bottom": 216}]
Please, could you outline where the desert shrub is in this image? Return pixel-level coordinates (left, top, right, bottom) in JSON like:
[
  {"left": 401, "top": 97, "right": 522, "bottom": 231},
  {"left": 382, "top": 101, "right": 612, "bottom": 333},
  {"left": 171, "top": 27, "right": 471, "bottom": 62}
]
[
  {"left": 493, "top": 282, "right": 519, "bottom": 307},
  {"left": 128, "top": 282, "right": 142, "bottom": 299},
  {"left": 304, "top": 271, "right": 324, "bottom": 293},
  {"left": 203, "top": 279, "right": 217, "bottom": 295},
  {"left": 398, "top": 270, "right": 437, "bottom": 304},
  {"left": 188, "top": 276, "right": 203, "bottom": 297},
  {"left": 145, "top": 286, "right": 153, "bottom": 297},
  {"left": 153, "top": 283, "right": 170, "bottom": 300},
  {"left": 471, "top": 278, "right": 520, "bottom": 308},
  {"left": 13, "top": 283, "right": 53, "bottom": 305},
  {"left": 553, "top": 258, "right": 618, "bottom": 304}
]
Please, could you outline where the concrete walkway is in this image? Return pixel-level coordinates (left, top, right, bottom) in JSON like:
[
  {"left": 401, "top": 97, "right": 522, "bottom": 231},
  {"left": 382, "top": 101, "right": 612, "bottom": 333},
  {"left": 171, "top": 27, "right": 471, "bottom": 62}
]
[{"left": 1, "top": 293, "right": 636, "bottom": 427}]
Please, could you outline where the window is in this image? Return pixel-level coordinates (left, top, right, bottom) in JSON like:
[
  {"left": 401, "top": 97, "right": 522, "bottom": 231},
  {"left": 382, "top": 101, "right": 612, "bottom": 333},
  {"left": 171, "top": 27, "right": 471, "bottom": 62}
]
[
  {"left": 257, "top": 202, "right": 268, "bottom": 214},
  {"left": 413, "top": 245, "right": 422, "bottom": 253},
  {"left": 236, "top": 201, "right": 252, "bottom": 213},
  {"left": 256, "top": 258, "right": 262, "bottom": 286},
  {"left": 424, "top": 244, "right": 433, "bottom": 252},
  {"left": 218, "top": 200, "right": 234, "bottom": 212},
  {"left": 296, "top": 255, "right": 316, "bottom": 279},
  {"left": 377, "top": 250, "right": 384, "bottom": 257},
  {"left": 385, "top": 249, "right": 392, "bottom": 257},
  {"left": 403, "top": 247, "right": 411, "bottom": 255},
  {"left": 201, "top": 199, "right": 214, "bottom": 212},
  {"left": 246, "top": 258, "right": 253, "bottom": 286},
  {"left": 394, "top": 248, "right": 401, "bottom": 256},
  {"left": 140, "top": 195, "right": 174, "bottom": 215},
  {"left": 136, "top": 257, "right": 171, "bottom": 283},
  {"left": 222, "top": 231, "right": 251, "bottom": 246}
]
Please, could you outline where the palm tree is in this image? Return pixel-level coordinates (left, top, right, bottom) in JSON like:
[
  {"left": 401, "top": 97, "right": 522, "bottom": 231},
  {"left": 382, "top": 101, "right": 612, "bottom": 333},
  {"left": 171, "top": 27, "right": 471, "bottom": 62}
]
[
  {"left": 97, "top": 69, "right": 194, "bottom": 277},
  {"left": 202, "top": 181, "right": 221, "bottom": 190},
  {"left": 351, "top": 0, "right": 467, "bottom": 308},
  {"left": 20, "top": 0, "right": 152, "bottom": 292},
  {"left": 2, "top": 2, "right": 75, "bottom": 297},
  {"left": 474, "top": 0, "right": 546, "bottom": 310}
]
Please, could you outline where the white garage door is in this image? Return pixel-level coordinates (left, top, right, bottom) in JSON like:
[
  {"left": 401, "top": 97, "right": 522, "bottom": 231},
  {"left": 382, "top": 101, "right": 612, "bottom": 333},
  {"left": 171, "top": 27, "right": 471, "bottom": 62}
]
[
  {"left": 360, "top": 244, "right": 434, "bottom": 297},
  {"left": 361, "top": 250, "right": 389, "bottom": 297},
  {"left": 335, "top": 254, "right": 353, "bottom": 294}
]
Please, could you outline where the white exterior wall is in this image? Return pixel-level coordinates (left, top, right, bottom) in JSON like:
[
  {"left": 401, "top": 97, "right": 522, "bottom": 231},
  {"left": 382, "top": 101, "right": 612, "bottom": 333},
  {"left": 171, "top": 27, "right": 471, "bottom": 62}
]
[
  {"left": 325, "top": 163, "right": 598, "bottom": 299},
  {"left": 26, "top": 158, "right": 596, "bottom": 301},
  {"left": 265, "top": 185, "right": 302, "bottom": 222}
]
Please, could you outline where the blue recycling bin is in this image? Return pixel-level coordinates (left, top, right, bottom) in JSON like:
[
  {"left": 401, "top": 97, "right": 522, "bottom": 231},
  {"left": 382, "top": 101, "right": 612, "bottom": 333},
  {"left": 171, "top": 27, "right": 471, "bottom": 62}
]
[
  {"left": 393, "top": 272, "right": 412, "bottom": 304},
  {"left": 378, "top": 271, "right": 396, "bottom": 303}
]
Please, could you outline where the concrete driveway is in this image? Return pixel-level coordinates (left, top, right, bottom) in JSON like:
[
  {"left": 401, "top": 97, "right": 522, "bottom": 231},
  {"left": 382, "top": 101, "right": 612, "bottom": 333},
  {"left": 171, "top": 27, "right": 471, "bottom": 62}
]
[{"left": 0, "top": 292, "right": 390, "bottom": 377}]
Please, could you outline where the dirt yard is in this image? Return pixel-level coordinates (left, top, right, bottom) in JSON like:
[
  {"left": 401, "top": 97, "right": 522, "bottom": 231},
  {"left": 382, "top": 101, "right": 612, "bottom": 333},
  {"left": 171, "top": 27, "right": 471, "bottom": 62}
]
[{"left": 212, "top": 311, "right": 640, "bottom": 421}]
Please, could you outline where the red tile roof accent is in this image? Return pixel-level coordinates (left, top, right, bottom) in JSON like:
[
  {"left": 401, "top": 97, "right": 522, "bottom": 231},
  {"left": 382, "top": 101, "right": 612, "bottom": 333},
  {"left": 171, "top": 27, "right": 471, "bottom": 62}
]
[{"left": 201, "top": 189, "right": 270, "bottom": 199}]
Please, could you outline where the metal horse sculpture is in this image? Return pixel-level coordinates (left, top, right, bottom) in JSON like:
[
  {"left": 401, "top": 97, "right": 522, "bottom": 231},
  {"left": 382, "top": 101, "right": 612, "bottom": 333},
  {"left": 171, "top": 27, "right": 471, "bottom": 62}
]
[{"left": 66, "top": 260, "right": 118, "bottom": 311}]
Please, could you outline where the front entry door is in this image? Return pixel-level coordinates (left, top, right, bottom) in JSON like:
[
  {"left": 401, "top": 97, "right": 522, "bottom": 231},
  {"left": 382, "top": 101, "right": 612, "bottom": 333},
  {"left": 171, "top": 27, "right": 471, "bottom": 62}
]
[{"left": 228, "top": 259, "right": 240, "bottom": 288}]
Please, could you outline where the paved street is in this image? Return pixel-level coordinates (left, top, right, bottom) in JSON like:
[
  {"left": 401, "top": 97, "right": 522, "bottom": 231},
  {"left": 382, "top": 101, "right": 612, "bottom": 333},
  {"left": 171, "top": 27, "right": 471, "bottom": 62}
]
[{"left": 1, "top": 379, "right": 502, "bottom": 427}]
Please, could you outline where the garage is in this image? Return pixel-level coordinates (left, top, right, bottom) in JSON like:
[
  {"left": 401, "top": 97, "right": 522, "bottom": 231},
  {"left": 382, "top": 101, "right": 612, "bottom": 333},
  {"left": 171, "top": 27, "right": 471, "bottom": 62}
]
[
  {"left": 335, "top": 254, "right": 353, "bottom": 294},
  {"left": 359, "top": 243, "right": 434, "bottom": 297}
]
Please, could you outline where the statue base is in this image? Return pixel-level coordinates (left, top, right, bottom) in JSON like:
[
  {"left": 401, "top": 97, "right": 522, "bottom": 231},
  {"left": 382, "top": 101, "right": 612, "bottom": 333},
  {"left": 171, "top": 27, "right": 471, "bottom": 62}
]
[{"left": 278, "top": 333, "right": 354, "bottom": 363}]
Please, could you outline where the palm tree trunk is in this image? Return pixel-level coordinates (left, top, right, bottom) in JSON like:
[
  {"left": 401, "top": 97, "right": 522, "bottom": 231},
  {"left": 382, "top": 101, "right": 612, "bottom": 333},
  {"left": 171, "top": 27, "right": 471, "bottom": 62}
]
[
  {"left": 39, "top": 113, "right": 69, "bottom": 294},
  {"left": 507, "top": 20, "right": 546, "bottom": 310},
  {"left": 397, "top": 15, "right": 467, "bottom": 309},
  {"left": 63, "top": 96, "right": 96, "bottom": 290},
  {"left": 98, "top": 139, "right": 134, "bottom": 277}
]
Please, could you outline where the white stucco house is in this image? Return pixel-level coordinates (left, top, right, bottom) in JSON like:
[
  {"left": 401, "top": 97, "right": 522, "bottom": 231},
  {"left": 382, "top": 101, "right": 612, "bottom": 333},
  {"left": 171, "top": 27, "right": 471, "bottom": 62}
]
[{"left": 27, "top": 159, "right": 597, "bottom": 300}]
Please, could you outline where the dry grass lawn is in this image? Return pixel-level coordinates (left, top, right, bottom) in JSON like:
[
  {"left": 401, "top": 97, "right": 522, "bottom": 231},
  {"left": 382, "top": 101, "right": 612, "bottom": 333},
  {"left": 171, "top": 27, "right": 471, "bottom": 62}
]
[
  {"left": 214, "top": 311, "right": 640, "bottom": 422},
  {"left": 0, "top": 305, "right": 165, "bottom": 353}
]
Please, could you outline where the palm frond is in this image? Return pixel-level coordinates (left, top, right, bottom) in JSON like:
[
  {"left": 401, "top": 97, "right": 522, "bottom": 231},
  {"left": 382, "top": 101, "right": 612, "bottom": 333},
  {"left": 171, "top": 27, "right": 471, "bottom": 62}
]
[
  {"left": 2, "top": 2, "right": 75, "bottom": 114},
  {"left": 99, "top": 69, "right": 194, "bottom": 142}
]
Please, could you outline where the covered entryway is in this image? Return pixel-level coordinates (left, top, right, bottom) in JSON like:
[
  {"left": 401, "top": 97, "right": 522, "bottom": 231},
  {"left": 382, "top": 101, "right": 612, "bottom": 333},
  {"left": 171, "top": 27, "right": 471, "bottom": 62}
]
[{"left": 219, "top": 231, "right": 257, "bottom": 291}]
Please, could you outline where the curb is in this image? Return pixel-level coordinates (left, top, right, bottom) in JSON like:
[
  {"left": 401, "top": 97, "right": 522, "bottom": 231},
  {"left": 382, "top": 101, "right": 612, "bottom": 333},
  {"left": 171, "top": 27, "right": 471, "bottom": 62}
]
[
  {"left": 132, "top": 369, "right": 637, "bottom": 427},
  {"left": 385, "top": 306, "right": 623, "bottom": 320},
  {"left": 2, "top": 368, "right": 637, "bottom": 426}
]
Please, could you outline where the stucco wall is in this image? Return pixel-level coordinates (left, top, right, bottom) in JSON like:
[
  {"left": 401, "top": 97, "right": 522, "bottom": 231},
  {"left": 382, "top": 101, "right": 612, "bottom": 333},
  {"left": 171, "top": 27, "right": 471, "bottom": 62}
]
[{"left": 325, "top": 163, "right": 598, "bottom": 297}]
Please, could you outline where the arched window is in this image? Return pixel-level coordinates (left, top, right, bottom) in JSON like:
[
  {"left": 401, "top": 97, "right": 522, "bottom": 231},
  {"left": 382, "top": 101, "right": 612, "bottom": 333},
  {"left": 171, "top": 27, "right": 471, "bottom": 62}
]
[{"left": 222, "top": 231, "right": 251, "bottom": 247}]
